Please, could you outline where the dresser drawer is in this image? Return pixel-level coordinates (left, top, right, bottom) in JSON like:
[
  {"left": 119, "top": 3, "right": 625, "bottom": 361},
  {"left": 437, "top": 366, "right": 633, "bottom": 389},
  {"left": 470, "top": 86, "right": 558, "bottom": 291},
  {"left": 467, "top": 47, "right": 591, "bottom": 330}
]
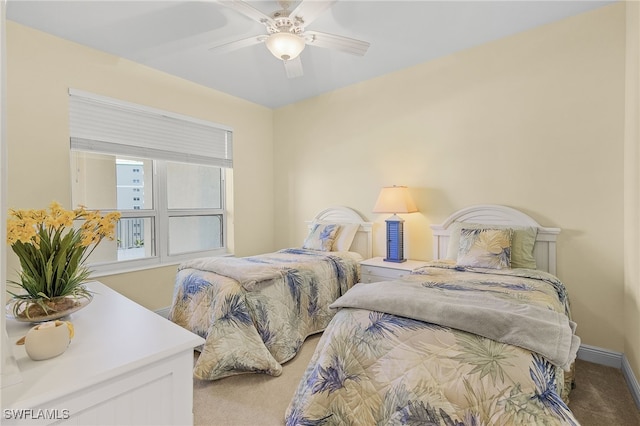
[
  {"left": 359, "top": 258, "right": 429, "bottom": 284},
  {"left": 360, "top": 273, "right": 401, "bottom": 283},
  {"left": 360, "top": 266, "right": 408, "bottom": 281}
]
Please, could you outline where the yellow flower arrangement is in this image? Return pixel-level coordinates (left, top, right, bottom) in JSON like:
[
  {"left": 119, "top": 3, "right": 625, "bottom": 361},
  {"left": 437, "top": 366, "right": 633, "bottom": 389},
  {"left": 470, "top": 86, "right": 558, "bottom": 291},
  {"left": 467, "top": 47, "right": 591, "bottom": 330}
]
[{"left": 6, "top": 201, "right": 121, "bottom": 319}]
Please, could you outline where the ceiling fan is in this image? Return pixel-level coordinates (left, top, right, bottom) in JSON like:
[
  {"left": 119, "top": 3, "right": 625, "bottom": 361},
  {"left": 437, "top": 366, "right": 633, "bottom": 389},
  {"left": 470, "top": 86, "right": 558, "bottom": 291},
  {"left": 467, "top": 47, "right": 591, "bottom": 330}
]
[{"left": 210, "top": 0, "right": 370, "bottom": 78}]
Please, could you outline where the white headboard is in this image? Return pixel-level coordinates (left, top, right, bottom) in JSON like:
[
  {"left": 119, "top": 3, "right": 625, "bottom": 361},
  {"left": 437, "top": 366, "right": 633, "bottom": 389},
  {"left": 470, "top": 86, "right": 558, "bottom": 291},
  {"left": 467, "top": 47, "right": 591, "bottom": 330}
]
[
  {"left": 430, "top": 204, "right": 561, "bottom": 275},
  {"left": 306, "top": 206, "right": 373, "bottom": 259}
]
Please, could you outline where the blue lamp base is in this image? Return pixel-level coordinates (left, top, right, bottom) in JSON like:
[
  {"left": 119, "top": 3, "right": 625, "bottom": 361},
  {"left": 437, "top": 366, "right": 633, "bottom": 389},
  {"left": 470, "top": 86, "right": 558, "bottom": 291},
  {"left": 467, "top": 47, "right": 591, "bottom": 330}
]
[{"left": 384, "top": 215, "right": 406, "bottom": 263}]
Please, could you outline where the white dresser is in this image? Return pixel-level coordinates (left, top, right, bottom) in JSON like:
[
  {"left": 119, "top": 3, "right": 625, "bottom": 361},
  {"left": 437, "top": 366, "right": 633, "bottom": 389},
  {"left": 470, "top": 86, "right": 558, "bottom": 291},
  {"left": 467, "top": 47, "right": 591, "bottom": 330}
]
[
  {"left": 2, "top": 281, "right": 204, "bottom": 426},
  {"left": 360, "top": 257, "right": 429, "bottom": 283}
]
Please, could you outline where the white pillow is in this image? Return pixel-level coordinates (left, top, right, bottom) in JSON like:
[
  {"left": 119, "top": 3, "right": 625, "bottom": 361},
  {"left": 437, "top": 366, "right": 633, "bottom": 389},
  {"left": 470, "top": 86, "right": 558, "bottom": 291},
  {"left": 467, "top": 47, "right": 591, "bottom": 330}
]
[{"left": 332, "top": 223, "right": 360, "bottom": 251}]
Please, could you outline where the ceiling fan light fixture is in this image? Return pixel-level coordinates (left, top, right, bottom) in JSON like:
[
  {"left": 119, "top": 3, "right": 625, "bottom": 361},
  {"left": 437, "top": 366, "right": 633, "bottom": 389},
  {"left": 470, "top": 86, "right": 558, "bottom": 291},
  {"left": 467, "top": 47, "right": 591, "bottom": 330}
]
[{"left": 265, "top": 32, "right": 305, "bottom": 61}]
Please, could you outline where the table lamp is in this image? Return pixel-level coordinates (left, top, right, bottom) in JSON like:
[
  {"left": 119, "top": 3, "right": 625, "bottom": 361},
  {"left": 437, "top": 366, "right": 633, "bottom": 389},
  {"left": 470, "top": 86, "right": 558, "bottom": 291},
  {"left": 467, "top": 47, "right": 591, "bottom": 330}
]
[{"left": 372, "top": 185, "right": 418, "bottom": 263}]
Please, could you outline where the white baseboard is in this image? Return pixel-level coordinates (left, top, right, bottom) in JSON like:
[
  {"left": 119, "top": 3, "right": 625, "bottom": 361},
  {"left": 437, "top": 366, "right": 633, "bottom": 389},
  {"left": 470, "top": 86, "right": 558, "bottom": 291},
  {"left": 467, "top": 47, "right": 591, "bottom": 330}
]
[
  {"left": 622, "top": 354, "right": 640, "bottom": 409},
  {"left": 578, "top": 344, "right": 640, "bottom": 409},
  {"left": 577, "top": 343, "right": 622, "bottom": 368},
  {"left": 155, "top": 306, "right": 170, "bottom": 319}
]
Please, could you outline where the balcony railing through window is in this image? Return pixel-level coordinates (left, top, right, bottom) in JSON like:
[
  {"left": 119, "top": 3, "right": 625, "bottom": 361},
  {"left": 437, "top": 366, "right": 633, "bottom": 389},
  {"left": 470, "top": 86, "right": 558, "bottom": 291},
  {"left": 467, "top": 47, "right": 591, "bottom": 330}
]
[{"left": 117, "top": 218, "right": 146, "bottom": 260}]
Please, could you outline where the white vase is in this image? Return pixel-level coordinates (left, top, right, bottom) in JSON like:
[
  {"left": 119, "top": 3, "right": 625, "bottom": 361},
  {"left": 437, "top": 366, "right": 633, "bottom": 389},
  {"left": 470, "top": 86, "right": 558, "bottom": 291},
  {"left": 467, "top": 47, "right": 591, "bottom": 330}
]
[{"left": 24, "top": 320, "right": 73, "bottom": 361}]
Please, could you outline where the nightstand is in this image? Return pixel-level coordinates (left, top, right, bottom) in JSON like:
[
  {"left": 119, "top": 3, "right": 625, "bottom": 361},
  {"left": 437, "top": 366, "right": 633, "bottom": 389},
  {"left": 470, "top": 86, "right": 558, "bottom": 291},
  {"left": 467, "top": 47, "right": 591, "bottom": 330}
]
[{"left": 360, "top": 257, "right": 429, "bottom": 283}]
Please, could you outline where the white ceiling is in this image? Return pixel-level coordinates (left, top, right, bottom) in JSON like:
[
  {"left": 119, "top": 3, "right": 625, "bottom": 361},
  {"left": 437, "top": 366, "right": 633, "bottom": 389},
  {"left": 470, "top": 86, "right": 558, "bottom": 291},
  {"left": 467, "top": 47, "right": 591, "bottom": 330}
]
[{"left": 6, "top": 0, "right": 615, "bottom": 109}]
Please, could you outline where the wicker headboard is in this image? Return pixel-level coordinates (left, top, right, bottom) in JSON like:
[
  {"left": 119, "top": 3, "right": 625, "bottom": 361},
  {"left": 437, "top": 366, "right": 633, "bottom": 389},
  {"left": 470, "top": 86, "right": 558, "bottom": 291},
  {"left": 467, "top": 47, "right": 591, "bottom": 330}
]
[
  {"left": 306, "top": 206, "right": 373, "bottom": 259},
  {"left": 430, "top": 204, "right": 561, "bottom": 275}
]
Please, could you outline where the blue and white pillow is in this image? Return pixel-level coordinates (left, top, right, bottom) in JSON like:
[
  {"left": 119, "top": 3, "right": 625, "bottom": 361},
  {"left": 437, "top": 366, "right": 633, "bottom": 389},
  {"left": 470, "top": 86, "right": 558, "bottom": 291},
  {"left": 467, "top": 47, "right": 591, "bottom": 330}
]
[
  {"left": 446, "top": 222, "right": 537, "bottom": 269},
  {"left": 303, "top": 223, "right": 340, "bottom": 251}
]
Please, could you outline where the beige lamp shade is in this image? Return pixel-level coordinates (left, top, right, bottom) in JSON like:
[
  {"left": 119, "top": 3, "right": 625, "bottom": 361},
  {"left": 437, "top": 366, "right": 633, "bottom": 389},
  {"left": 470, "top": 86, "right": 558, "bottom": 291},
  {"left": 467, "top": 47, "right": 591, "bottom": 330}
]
[{"left": 372, "top": 186, "right": 418, "bottom": 214}]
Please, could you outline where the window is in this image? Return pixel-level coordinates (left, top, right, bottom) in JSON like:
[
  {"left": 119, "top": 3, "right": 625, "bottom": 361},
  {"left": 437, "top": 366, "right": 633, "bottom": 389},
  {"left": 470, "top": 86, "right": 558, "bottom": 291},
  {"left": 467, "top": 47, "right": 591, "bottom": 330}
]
[{"left": 69, "top": 89, "right": 233, "bottom": 273}]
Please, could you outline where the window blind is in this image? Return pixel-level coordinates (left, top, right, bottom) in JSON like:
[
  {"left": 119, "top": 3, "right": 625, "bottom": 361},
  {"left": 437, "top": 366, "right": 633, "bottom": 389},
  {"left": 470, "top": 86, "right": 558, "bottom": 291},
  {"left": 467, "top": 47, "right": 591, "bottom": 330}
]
[{"left": 69, "top": 89, "right": 233, "bottom": 168}]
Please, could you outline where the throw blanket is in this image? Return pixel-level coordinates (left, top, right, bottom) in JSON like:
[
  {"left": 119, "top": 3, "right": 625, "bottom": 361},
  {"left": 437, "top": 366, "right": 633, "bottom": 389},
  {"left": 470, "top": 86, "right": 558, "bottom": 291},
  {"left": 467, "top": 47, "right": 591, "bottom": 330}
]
[
  {"left": 330, "top": 279, "right": 580, "bottom": 370},
  {"left": 178, "top": 256, "right": 285, "bottom": 291}
]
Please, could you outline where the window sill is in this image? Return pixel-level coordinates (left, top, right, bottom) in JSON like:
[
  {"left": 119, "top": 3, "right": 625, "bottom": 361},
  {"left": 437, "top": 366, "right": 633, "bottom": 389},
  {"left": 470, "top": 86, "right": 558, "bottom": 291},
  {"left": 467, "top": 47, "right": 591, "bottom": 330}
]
[{"left": 88, "top": 252, "right": 234, "bottom": 278}]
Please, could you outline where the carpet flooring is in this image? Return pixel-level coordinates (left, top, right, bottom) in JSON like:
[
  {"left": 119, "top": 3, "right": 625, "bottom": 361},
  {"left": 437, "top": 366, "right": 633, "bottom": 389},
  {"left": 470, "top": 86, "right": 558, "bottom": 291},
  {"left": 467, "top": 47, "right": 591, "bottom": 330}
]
[
  {"left": 568, "top": 358, "right": 640, "bottom": 426},
  {"left": 193, "top": 334, "right": 640, "bottom": 425}
]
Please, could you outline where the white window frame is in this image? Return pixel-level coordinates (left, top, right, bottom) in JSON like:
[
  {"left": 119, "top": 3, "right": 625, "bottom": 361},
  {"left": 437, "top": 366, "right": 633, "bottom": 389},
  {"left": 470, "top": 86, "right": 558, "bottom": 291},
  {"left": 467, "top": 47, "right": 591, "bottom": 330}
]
[{"left": 68, "top": 89, "right": 232, "bottom": 275}]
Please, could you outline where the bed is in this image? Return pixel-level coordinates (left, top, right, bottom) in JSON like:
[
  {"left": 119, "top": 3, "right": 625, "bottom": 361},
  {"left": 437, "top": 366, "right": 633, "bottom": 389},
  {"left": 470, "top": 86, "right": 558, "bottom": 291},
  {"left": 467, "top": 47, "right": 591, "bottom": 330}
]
[
  {"left": 168, "top": 206, "right": 372, "bottom": 381},
  {"left": 285, "top": 204, "right": 582, "bottom": 426}
]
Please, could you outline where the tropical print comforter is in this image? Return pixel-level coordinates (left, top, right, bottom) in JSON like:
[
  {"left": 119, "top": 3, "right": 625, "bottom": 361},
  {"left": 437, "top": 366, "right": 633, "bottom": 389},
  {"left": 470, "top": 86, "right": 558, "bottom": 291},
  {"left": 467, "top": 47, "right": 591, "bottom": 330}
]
[
  {"left": 286, "top": 262, "right": 581, "bottom": 426},
  {"left": 169, "top": 248, "right": 361, "bottom": 381}
]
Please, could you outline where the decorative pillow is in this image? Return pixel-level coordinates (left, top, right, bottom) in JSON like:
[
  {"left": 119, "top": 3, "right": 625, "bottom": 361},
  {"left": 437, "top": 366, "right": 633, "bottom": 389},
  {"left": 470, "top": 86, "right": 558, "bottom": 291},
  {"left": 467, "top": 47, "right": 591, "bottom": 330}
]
[
  {"left": 456, "top": 228, "right": 513, "bottom": 269},
  {"left": 446, "top": 222, "right": 538, "bottom": 269},
  {"left": 302, "top": 223, "right": 340, "bottom": 251}
]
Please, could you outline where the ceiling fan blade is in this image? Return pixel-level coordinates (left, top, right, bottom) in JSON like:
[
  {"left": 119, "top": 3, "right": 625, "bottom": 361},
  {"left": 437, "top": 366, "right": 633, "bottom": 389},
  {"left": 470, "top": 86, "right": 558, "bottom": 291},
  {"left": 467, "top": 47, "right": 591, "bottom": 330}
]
[
  {"left": 305, "top": 31, "right": 370, "bottom": 56},
  {"left": 214, "top": 0, "right": 276, "bottom": 29},
  {"left": 284, "top": 57, "right": 304, "bottom": 79},
  {"left": 208, "top": 35, "right": 267, "bottom": 54},
  {"left": 289, "top": 0, "right": 337, "bottom": 28}
]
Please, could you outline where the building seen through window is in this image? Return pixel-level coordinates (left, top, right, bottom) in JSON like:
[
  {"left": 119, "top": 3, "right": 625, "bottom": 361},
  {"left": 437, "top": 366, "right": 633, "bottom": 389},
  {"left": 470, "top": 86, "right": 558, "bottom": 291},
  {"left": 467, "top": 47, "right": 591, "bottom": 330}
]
[{"left": 116, "top": 158, "right": 146, "bottom": 260}]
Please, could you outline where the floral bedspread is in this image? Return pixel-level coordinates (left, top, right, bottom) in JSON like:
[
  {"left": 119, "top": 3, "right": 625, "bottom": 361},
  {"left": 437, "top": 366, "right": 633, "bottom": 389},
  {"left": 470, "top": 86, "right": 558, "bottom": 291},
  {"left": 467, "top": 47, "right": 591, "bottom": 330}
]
[
  {"left": 168, "top": 248, "right": 361, "bottom": 381},
  {"left": 286, "top": 263, "right": 580, "bottom": 426}
]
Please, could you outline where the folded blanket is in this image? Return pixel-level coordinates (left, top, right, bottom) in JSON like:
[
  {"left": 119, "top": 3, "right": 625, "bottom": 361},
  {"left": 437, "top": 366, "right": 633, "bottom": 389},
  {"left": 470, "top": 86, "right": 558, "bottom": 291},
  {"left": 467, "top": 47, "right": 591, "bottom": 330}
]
[
  {"left": 330, "top": 280, "right": 580, "bottom": 370},
  {"left": 178, "top": 257, "right": 284, "bottom": 291}
]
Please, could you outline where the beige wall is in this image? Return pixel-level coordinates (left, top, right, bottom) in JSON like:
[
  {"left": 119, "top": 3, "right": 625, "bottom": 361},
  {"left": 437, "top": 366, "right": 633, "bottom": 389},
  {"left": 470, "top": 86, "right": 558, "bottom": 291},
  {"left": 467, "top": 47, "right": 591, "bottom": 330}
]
[
  {"left": 274, "top": 3, "right": 627, "bottom": 356},
  {"left": 5, "top": 21, "right": 275, "bottom": 310},
  {"left": 625, "top": 1, "right": 640, "bottom": 384}
]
